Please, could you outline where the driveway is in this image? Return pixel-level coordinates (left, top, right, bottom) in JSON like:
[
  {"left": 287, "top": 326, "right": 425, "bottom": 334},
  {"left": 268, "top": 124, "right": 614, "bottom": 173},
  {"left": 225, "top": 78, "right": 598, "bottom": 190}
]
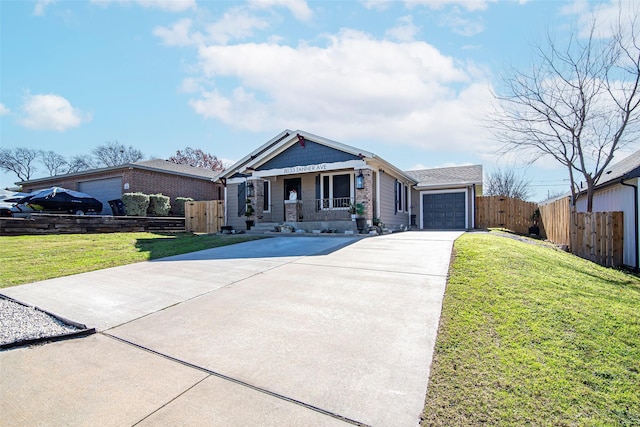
[{"left": 0, "top": 231, "right": 463, "bottom": 426}]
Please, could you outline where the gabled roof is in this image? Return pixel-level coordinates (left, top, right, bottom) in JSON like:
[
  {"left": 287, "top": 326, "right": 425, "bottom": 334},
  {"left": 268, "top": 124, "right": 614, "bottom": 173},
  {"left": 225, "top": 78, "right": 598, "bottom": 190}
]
[
  {"left": 18, "top": 158, "right": 220, "bottom": 185},
  {"left": 405, "top": 165, "right": 483, "bottom": 188},
  {"left": 596, "top": 149, "right": 640, "bottom": 187},
  {"left": 219, "top": 129, "right": 416, "bottom": 183}
]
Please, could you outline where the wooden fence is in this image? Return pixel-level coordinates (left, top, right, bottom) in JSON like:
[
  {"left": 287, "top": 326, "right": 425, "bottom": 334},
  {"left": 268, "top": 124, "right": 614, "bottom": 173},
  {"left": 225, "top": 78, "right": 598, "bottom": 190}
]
[
  {"left": 570, "top": 211, "right": 624, "bottom": 267},
  {"left": 185, "top": 200, "right": 224, "bottom": 234},
  {"left": 475, "top": 196, "right": 538, "bottom": 235},
  {"left": 538, "top": 197, "right": 571, "bottom": 245}
]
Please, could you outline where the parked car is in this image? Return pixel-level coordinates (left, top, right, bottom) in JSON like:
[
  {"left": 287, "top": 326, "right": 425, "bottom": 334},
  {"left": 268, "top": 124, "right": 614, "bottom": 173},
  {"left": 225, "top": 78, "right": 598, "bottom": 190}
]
[
  {"left": 0, "top": 192, "right": 33, "bottom": 218},
  {"left": 16, "top": 187, "right": 103, "bottom": 215}
]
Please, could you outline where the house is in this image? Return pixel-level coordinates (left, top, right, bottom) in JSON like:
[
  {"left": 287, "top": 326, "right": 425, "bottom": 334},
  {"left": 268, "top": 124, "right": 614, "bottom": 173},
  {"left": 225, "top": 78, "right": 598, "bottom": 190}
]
[
  {"left": 218, "top": 129, "right": 482, "bottom": 233},
  {"left": 574, "top": 150, "right": 640, "bottom": 269},
  {"left": 17, "top": 159, "right": 223, "bottom": 215}
]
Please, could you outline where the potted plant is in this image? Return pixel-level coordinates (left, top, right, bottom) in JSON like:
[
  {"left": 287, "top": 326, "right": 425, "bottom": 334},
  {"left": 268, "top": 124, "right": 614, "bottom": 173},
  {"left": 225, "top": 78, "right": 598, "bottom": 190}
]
[
  {"left": 354, "top": 202, "right": 366, "bottom": 233},
  {"left": 245, "top": 200, "right": 255, "bottom": 230},
  {"left": 348, "top": 203, "right": 357, "bottom": 220},
  {"left": 529, "top": 208, "right": 541, "bottom": 236}
]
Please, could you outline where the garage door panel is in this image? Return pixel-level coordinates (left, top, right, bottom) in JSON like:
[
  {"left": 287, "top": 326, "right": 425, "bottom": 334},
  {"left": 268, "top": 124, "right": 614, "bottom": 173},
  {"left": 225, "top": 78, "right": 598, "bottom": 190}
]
[
  {"left": 79, "top": 178, "right": 123, "bottom": 215},
  {"left": 422, "top": 192, "right": 466, "bottom": 230}
]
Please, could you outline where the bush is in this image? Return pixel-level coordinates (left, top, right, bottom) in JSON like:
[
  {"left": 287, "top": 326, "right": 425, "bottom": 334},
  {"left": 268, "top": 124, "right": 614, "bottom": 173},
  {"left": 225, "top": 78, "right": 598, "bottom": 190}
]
[
  {"left": 147, "top": 194, "right": 171, "bottom": 216},
  {"left": 173, "top": 197, "right": 194, "bottom": 216},
  {"left": 121, "top": 193, "right": 150, "bottom": 216}
]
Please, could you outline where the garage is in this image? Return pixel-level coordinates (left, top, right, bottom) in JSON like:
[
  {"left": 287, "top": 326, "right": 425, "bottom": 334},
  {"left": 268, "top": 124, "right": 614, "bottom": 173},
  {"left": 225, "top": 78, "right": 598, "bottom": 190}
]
[
  {"left": 422, "top": 192, "right": 466, "bottom": 230},
  {"left": 79, "top": 177, "right": 123, "bottom": 215}
]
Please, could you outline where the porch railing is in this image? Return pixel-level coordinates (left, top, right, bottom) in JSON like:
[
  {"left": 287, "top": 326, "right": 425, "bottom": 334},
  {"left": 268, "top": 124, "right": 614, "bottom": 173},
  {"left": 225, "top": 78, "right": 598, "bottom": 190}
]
[{"left": 288, "top": 198, "right": 354, "bottom": 222}]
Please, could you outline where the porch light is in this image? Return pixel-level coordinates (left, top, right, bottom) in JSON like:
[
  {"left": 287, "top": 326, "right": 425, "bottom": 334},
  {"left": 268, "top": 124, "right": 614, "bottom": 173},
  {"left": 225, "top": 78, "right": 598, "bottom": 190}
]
[
  {"left": 356, "top": 170, "right": 365, "bottom": 189},
  {"left": 247, "top": 182, "right": 255, "bottom": 197}
]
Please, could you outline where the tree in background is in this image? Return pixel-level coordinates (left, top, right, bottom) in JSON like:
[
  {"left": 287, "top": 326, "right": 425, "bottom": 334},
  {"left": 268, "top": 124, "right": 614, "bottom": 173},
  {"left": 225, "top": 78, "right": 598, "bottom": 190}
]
[
  {"left": 66, "top": 155, "right": 95, "bottom": 174},
  {"left": 168, "top": 147, "right": 225, "bottom": 171},
  {"left": 0, "top": 147, "right": 40, "bottom": 181},
  {"left": 491, "top": 5, "right": 640, "bottom": 212},
  {"left": 485, "top": 168, "right": 531, "bottom": 201},
  {"left": 40, "top": 151, "right": 68, "bottom": 176},
  {"left": 92, "top": 141, "right": 144, "bottom": 167}
]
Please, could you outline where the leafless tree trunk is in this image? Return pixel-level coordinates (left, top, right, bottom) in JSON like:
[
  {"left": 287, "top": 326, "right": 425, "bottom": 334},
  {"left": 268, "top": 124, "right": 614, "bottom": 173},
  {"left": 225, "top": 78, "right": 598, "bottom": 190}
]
[
  {"left": 490, "top": 5, "right": 640, "bottom": 212},
  {"left": 485, "top": 168, "right": 531, "bottom": 201},
  {"left": 0, "top": 147, "right": 40, "bottom": 182},
  {"left": 40, "top": 151, "right": 68, "bottom": 176},
  {"left": 92, "top": 141, "right": 144, "bottom": 167}
]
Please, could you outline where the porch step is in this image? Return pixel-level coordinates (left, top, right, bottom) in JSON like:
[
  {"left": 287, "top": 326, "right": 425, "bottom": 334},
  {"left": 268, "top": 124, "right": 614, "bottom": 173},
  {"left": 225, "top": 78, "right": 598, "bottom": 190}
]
[{"left": 247, "top": 222, "right": 280, "bottom": 233}]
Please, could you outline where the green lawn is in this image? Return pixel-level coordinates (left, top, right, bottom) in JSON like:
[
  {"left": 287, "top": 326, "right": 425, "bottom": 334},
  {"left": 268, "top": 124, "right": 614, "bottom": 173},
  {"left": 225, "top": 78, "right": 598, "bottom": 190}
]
[
  {"left": 423, "top": 232, "right": 640, "bottom": 426},
  {"left": 0, "top": 232, "right": 264, "bottom": 288}
]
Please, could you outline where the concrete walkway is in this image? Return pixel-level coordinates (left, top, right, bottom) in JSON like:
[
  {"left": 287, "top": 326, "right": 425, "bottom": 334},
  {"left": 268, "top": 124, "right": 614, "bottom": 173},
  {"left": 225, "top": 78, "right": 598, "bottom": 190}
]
[{"left": 0, "top": 231, "right": 463, "bottom": 426}]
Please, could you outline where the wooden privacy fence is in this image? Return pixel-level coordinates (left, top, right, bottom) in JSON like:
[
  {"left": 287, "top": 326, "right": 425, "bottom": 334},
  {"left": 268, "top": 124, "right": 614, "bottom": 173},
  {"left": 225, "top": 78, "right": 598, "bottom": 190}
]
[
  {"left": 539, "top": 197, "right": 571, "bottom": 245},
  {"left": 185, "top": 200, "right": 224, "bottom": 234},
  {"left": 475, "top": 196, "right": 538, "bottom": 235},
  {"left": 570, "top": 211, "right": 623, "bottom": 267}
]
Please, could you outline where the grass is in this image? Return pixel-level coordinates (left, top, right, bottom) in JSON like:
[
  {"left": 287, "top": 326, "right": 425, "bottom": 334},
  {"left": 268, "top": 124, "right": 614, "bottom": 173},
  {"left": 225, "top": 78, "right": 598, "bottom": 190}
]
[
  {"left": 423, "top": 232, "right": 640, "bottom": 427},
  {"left": 0, "top": 232, "right": 264, "bottom": 288}
]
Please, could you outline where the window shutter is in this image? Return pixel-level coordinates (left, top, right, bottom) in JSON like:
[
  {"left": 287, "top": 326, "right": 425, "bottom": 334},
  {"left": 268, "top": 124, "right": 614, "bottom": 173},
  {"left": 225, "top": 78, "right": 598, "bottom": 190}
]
[
  {"left": 394, "top": 180, "right": 398, "bottom": 214},
  {"left": 237, "top": 182, "right": 246, "bottom": 217}
]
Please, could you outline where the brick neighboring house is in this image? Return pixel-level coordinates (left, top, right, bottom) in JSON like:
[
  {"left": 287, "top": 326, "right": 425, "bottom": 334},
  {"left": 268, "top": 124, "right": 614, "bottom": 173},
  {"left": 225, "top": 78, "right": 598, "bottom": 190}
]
[{"left": 17, "top": 159, "right": 223, "bottom": 215}]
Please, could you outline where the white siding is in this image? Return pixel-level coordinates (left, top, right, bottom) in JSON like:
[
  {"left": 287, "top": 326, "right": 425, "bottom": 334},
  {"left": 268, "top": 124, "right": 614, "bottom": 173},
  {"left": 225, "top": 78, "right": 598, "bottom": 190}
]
[{"left": 575, "top": 180, "right": 638, "bottom": 268}]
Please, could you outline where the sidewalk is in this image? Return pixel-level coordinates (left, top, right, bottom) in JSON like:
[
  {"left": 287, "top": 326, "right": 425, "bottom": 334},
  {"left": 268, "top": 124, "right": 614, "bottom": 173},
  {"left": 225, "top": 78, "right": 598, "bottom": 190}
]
[{"left": 0, "top": 231, "right": 463, "bottom": 426}]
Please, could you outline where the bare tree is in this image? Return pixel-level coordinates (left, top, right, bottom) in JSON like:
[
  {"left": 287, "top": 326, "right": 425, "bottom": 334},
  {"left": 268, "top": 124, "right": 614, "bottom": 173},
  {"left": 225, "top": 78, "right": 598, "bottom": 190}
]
[
  {"left": 92, "top": 141, "right": 144, "bottom": 167},
  {"left": 0, "top": 147, "right": 40, "bottom": 181},
  {"left": 491, "top": 5, "right": 640, "bottom": 211},
  {"left": 66, "top": 155, "right": 95, "bottom": 173},
  {"left": 40, "top": 150, "right": 68, "bottom": 176},
  {"left": 168, "top": 147, "right": 225, "bottom": 171},
  {"left": 485, "top": 168, "right": 531, "bottom": 200}
]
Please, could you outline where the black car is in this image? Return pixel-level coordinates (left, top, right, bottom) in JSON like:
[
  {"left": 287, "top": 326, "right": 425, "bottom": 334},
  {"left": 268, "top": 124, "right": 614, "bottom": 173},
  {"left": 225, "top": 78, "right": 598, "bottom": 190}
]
[{"left": 18, "top": 187, "right": 103, "bottom": 215}]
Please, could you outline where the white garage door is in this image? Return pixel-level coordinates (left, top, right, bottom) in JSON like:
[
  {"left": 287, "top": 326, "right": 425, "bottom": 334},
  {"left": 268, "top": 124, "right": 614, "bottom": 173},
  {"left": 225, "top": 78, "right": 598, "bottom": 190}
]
[{"left": 79, "top": 177, "right": 123, "bottom": 215}]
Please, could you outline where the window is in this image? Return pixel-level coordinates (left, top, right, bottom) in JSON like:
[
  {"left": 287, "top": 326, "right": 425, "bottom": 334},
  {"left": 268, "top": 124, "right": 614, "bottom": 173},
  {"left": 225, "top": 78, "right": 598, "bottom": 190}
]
[
  {"left": 405, "top": 185, "right": 409, "bottom": 212},
  {"left": 396, "top": 181, "right": 403, "bottom": 212},
  {"left": 396, "top": 181, "right": 409, "bottom": 213},
  {"left": 263, "top": 180, "right": 271, "bottom": 212},
  {"left": 321, "top": 172, "right": 353, "bottom": 208}
]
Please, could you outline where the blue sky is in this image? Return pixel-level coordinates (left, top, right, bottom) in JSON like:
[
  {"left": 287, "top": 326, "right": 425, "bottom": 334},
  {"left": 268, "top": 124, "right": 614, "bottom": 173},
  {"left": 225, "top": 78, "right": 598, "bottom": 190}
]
[{"left": 0, "top": 0, "right": 631, "bottom": 201}]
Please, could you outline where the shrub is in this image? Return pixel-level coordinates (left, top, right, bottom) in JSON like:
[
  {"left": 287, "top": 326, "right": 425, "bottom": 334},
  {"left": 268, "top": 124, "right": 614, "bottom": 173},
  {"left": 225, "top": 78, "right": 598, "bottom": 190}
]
[
  {"left": 147, "top": 194, "right": 171, "bottom": 216},
  {"left": 121, "top": 192, "right": 150, "bottom": 216},
  {"left": 173, "top": 197, "right": 194, "bottom": 217}
]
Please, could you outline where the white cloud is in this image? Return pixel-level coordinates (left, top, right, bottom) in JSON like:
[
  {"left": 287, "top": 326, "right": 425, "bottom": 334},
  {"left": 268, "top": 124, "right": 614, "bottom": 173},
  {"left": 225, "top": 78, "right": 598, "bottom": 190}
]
[
  {"left": 19, "top": 94, "right": 91, "bottom": 131},
  {"left": 439, "top": 11, "right": 484, "bottom": 36},
  {"left": 0, "top": 103, "right": 10, "bottom": 116},
  {"left": 90, "top": 0, "right": 196, "bottom": 13},
  {"left": 34, "top": 0, "right": 56, "bottom": 16},
  {"left": 386, "top": 15, "right": 419, "bottom": 42},
  {"left": 248, "top": 0, "right": 312, "bottom": 21},
  {"left": 405, "top": 0, "right": 496, "bottom": 12},
  {"left": 185, "top": 29, "right": 493, "bottom": 153},
  {"left": 154, "top": 10, "right": 269, "bottom": 46}
]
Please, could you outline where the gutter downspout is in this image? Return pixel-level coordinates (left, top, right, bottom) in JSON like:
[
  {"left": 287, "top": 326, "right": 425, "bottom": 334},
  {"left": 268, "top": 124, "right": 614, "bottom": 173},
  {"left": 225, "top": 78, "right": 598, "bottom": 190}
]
[{"left": 621, "top": 178, "right": 639, "bottom": 272}]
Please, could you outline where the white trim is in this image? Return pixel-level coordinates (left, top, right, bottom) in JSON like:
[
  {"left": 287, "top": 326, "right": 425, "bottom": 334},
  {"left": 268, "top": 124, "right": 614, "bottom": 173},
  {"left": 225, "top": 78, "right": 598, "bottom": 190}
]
[
  {"left": 253, "top": 160, "right": 366, "bottom": 178},
  {"left": 419, "top": 188, "right": 469, "bottom": 230},
  {"left": 224, "top": 186, "right": 228, "bottom": 226},
  {"left": 320, "top": 171, "right": 354, "bottom": 210},
  {"left": 263, "top": 180, "right": 271, "bottom": 213}
]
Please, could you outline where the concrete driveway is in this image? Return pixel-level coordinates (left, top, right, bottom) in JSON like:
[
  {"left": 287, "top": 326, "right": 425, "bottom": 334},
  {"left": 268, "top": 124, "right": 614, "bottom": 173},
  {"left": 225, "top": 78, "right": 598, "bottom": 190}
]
[{"left": 0, "top": 231, "right": 463, "bottom": 426}]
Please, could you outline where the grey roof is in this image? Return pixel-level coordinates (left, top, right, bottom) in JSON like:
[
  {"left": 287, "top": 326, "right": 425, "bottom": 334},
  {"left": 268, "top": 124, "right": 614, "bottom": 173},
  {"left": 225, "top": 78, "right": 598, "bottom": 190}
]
[
  {"left": 596, "top": 149, "right": 640, "bottom": 187},
  {"left": 405, "top": 165, "right": 483, "bottom": 188},
  {"left": 132, "top": 159, "right": 220, "bottom": 179}
]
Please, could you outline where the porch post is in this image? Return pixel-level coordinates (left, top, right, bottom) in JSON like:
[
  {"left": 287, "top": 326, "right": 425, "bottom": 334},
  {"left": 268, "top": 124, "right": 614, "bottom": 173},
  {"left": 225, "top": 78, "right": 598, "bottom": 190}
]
[{"left": 356, "top": 168, "right": 374, "bottom": 225}]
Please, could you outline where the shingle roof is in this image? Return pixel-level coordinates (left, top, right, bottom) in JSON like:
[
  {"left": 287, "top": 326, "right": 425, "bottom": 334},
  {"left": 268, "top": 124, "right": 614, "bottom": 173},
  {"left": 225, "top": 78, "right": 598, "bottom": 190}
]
[
  {"left": 405, "top": 165, "right": 483, "bottom": 187},
  {"left": 133, "top": 159, "right": 220, "bottom": 179},
  {"left": 595, "top": 150, "right": 640, "bottom": 187}
]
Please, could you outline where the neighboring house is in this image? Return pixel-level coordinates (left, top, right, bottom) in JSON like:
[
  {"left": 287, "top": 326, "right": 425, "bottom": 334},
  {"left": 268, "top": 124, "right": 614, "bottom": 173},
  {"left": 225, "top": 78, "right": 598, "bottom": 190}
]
[
  {"left": 218, "top": 129, "right": 483, "bottom": 232},
  {"left": 574, "top": 150, "right": 640, "bottom": 270},
  {"left": 18, "top": 159, "right": 223, "bottom": 215}
]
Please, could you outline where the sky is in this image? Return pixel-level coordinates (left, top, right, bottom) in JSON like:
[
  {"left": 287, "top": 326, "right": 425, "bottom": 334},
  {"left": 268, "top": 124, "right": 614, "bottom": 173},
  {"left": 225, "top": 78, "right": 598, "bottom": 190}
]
[{"left": 0, "top": 0, "right": 636, "bottom": 202}]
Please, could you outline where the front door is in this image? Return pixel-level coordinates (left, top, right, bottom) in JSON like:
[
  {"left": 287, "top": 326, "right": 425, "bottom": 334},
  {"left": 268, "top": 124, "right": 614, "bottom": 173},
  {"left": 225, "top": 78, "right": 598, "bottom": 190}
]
[{"left": 284, "top": 178, "right": 302, "bottom": 221}]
